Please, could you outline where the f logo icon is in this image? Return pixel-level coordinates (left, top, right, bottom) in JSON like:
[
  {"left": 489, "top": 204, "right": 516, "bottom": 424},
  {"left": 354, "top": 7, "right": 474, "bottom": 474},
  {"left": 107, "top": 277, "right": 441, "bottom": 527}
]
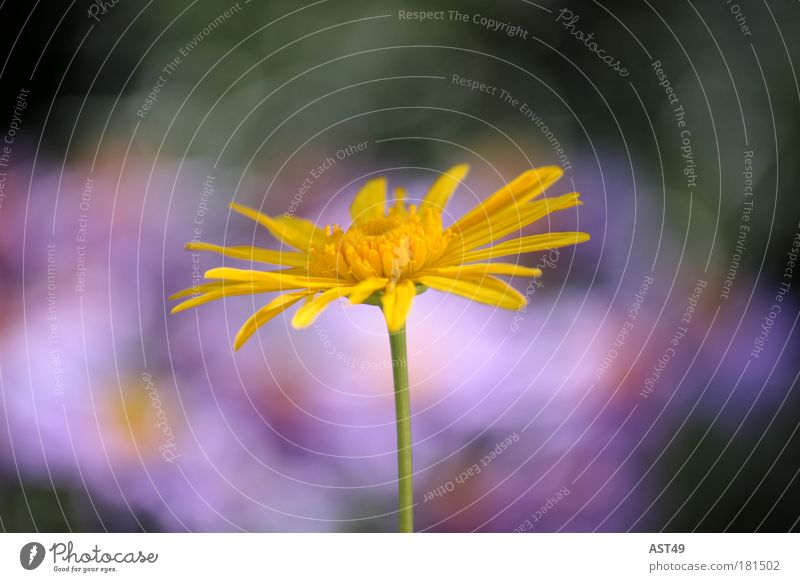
[{"left": 20, "top": 542, "right": 46, "bottom": 570}]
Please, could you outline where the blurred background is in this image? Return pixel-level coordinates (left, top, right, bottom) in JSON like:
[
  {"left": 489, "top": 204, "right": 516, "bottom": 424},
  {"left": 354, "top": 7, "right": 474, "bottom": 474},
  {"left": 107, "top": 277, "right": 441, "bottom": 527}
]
[{"left": 0, "top": 0, "right": 798, "bottom": 532}]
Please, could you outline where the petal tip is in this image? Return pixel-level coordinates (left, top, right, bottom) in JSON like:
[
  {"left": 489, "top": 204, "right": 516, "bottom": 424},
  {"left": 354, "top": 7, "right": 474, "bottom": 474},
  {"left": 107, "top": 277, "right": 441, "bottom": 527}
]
[
  {"left": 290, "top": 316, "right": 311, "bottom": 330},
  {"left": 449, "top": 163, "right": 470, "bottom": 177}
]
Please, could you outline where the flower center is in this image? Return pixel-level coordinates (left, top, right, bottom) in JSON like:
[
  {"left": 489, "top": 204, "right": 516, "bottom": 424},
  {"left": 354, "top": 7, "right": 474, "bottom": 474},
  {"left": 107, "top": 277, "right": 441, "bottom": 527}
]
[{"left": 308, "top": 205, "right": 453, "bottom": 282}]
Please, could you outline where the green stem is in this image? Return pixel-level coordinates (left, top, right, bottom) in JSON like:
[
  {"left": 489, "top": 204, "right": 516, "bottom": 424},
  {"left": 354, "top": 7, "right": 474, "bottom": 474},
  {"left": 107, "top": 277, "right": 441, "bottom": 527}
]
[{"left": 388, "top": 325, "right": 413, "bottom": 533}]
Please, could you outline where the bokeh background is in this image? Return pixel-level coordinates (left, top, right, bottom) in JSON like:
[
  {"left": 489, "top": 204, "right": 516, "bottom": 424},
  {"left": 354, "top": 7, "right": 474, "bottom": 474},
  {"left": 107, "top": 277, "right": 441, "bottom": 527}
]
[{"left": 1, "top": 0, "right": 798, "bottom": 532}]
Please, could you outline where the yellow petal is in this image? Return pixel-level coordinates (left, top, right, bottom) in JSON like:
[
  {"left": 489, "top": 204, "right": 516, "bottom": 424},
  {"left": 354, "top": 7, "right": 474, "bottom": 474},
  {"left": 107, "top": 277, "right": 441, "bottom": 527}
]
[
  {"left": 420, "top": 164, "right": 469, "bottom": 212},
  {"left": 453, "top": 166, "right": 563, "bottom": 232},
  {"left": 348, "top": 277, "right": 390, "bottom": 304},
  {"left": 185, "top": 241, "right": 308, "bottom": 267},
  {"left": 234, "top": 292, "right": 312, "bottom": 350},
  {"left": 291, "top": 286, "right": 354, "bottom": 328},
  {"left": 230, "top": 201, "right": 325, "bottom": 250},
  {"left": 456, "top": 231, "right": 590, "bottom": 263},
  {"left": 350, "top": 177, "right": 387, "bottom": 224},
  {"left": 381, "top": 280, "right": 416, "bottom": 332},
  {"left": 448, "top": 192, "right": 582, "bottom": 256},
  {"left": 203, "top": 267, "right": 338, "bottom": 289},
  {"left": 424, "top": 263, "right": 542, "bottom": 278},
  {"left": 171, "top": 282, "right": 272, "bottom": 314},
  {"left": 417, "top": 274, "right": 526, "bottom": 310},
  {"left": 392, "top": 187, "right": 408, "bottom": 216},
  {"left": 170, "top": 281, "right": 226, "bottom": 301},
  {"left": 272, "top": 214, "right": 327, "bottom": 247}
]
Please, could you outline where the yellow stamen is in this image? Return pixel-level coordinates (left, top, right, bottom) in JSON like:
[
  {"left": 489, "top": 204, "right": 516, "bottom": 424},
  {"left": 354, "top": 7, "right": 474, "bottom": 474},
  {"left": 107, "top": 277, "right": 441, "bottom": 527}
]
[{"left": 307, "top": 205, "right": 453, "bottom": 283}]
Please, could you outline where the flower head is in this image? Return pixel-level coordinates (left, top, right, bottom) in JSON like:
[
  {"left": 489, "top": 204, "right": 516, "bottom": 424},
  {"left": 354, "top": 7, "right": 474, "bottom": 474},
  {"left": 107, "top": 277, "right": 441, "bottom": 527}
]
[{"left": 171, "top": 164, "right": 589, "bottom": 348}]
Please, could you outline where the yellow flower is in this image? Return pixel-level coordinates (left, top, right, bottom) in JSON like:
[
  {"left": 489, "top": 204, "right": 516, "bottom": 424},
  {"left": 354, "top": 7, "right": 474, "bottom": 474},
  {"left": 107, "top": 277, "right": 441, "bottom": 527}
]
[{"left": 171, "top": 164, "right": 589, "bottom": 349}]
